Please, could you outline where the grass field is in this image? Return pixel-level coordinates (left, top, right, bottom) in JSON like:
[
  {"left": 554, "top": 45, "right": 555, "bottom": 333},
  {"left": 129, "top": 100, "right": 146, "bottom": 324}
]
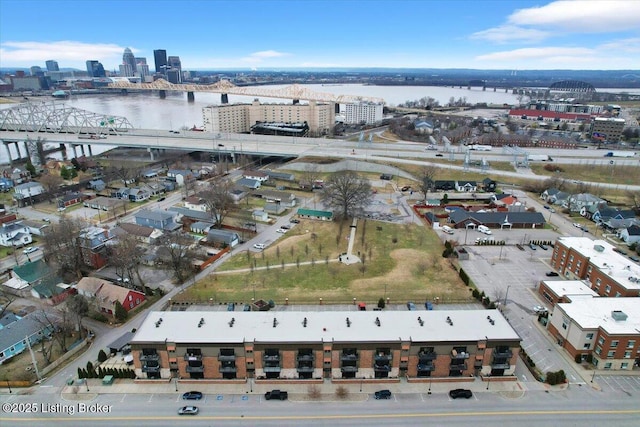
[
  {"left": 529, "top": 162, "right": 640, "bottom": 186},
  {"left": 175, "top": 220, "right": 472, "bottom": 305}
]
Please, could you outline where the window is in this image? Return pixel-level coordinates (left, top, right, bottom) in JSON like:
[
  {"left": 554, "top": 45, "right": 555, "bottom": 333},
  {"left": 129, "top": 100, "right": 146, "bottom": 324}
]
[
  {"left": 586, "top": 333, "right": 594, "bottom": 340},
  {"left": 621, "top": 363, "right": 628, "bottom": 369},
  {"left": 611, "top": 340, "right": 619, "bottom": 348},
  {"left": 605, "top": 285, "right": 611, "bottom": 295},
  {"left": 598, "top": 337, "right": 605, "bottom": 345},
  {"left": 607, "top": 351, "right": 615, "bottom": 358},
  {"left": 562, "top": 317, "right": 569, "bottom": 330},
  {"left": 129, "top": 295, "right": 132, "bottom": 301},
  {"left": 628, "top": 340, "right": 635, "bottom": 349},
  {"left": 624, "top": 351, "right": 632, "bottom": 359},
  {"left": 583, "top": 344, "right": 591, "bottom": 350},
  {"left": 615, "top": 292, "right": 621, "bottom": 297},
  {"left": 595, "top": 346, "right": 602, "bottom": 355},
  {"left": 604, "top": 362, "right": 612, "bottom": 369}
]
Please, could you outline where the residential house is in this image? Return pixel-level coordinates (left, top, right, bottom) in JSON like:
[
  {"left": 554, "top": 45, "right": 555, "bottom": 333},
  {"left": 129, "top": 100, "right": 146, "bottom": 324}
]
[
  {"left": 0, "top": 177, "right": 14, "bottom": 192},
  {"left": 264, "top": 170, "right": 295, "bottom": 182},
  {"left": 448, "top": 211, "right": 546, "bottom": 229},
  {"left": 619, "top": 225, "right": 640, "bottom": 245},
  {"left": 0, "top": 221, "right": 32, "bottom": 247},
  {"left": 135, "top": 209, "right": 181, "bottom": 232},
  {"left": 588, "top": 207, "right": 636, "bottom": 225},
  {"left": 264, "top": 202, "right": 285, "bottom": 214},
  {"left": 229, "top": 187, "right": 247, "bottom": 203},
  {"left": 84, "top": 196, "right": 123, "bottom": 211},
  {"left": 112, "top": 187, "right": 130, "bottom": 199},
  {"left": 549, "top": 191, "right": 570, "bottom": 206},
  {"left": 75, "top": 277, "right": 146, "bottom": 315},
  {"left": 167, "top": 169, "right": 199, "bottom": 186},
  {"left": 236, "top": 178, "right": 261, "bottom": 190},
  {"left": 297, "top": 208, "right": 333, "bottom": 221},
  {"left": 481, "top": 178, "right": 497, "bottom": 192},
  {"left": 30, "top": 277, "right": 75, "bottom": 305},
  {"left": 243, "top": 170, "right": 269, "bottom": 182},
  {"left": 565, "top": 193, "right": 605, "bottom": 213},
  {"left": 168, "top": 206, "right": 218, "bottom": 228},
  {"left": 190, "top": 222, "right": 214, "bottom": 234},
  {"left": 206, "top": 229, "right": 240, "bottom": 247},
  {"left": 113, "top": 223, "right": 163, "bottom": 244},
  {"left": 184, "top": 196, "right": 207, "bottom": 212},
  {"left": 0, "top": 313, "right": 54, "bottom": 365},
  {"left": 253, "top": 189, "right": 296, "bottom": 208},
  {"left": 13, "top": 182, "right": 45, "bottom": 201},
  {"left": 414, "top": 120, "right": 434, "bottom": 134},
  {"left": 11, "top": 259, "right": 53, "bottom": 286},
  {"left": 541, "top": 187, "right": 560, "bottom": 202},
  {"left": 87, "top": 179, "right": 106, "bottom": 191},
  {"left": 252, "top": 210, "right": 269, "bottom": 222},
  {"left": 57, "top": 191, "right": 85, "bottom": 209},
  {"left": 455, "top": 181, "right": 477, "bottom": 192},
  {"left": 144, "top": 182, "right": 165, "bottom": 196},
  {"left": 128, "top": 187, "right": 151, "bottom": 202},
  {"left": 78, "top": 227, "right": 114, "bottom": 269},
  {"left": 2, "top": 167, "right": 30, "bottom": 185},
  {"left": 21, "top": 220, "right": 49, "bottom": 236},
  {"left": 434, "top": 180, "right": 456, "bottom": 192}
]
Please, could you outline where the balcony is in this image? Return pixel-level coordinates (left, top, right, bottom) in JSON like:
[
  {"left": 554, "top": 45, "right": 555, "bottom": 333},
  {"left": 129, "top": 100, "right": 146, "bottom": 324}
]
[
  {"left": 341, "top": 365, "right": 358, "bottom": 373},
  {"left": 140, "top": 353, "right": 159, "bottom": 362},
  {"left": 418, "top": 351, "right": 437, "bottom": 361},
  {"left": 297, "top": 365, "right": 315, "bottom": 373},
  {"left": 297, "top": 354, "right": 315, "bottom": 362},
  {"left": 491, "top": 361, "right": 511, "bottom": 370},
  {"left": 218, "top": 353, "right": 236, "bottom": 362},
  {"left": 142, "top": 364, "right": 160, "bottom": 373},
  {"left": 374, "top": 353, "right": 392, "bottom": 362},
  {"left": 493, "top": 348, "right": 513, "bottom": 358},
  {"left": 186, "top": 364, "right": 204, "bottom": 373},
  {"left": 449, "top": 362, "right": 467, "bottom": 370},
  {"left": 184, "top": 353, "right": 202, "bottom": 361},
  {"left": 262, "top": 365, "right": 281, "bottom": 373},
  {"left": 417, "top": 363, "right": 435, "bottom": 371},
  {"left": 219, "top": 365, "right": 237, "bottom": 374},
  {"left": 450, "top": 349, "right": 470, "bottom": 359},
  {"left": 374, "top": 363, "right": 391, "bottom": 372},
  {"left": 341, "top": 353, "right": 358, "bottom": 361},
  {"left": 263, "top": 354, "right": 280, "bottom": 362}
]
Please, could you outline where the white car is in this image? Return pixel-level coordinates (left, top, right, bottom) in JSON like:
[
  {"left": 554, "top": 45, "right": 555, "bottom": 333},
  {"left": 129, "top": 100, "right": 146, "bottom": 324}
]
[
  {"left": 276, "top": 228, "right": 288, "bottom": 234},
  {"left": 253, "top": 243, "right": 266, "bottom": 250},
  {"left": 573, "top": 223, "right": 581, "bottom": 228},
  {"left": 533, "top": 305, "right": 547, "bottom": 314},
  {"left": 23, "top": 247, "right": 39, "bottom": 254}
]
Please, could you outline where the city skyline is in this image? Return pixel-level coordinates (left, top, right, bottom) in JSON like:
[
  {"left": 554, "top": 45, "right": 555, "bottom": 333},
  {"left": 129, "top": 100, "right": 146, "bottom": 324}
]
[{"left": 0, "top": 0, "right": 639, "bottom": 71}]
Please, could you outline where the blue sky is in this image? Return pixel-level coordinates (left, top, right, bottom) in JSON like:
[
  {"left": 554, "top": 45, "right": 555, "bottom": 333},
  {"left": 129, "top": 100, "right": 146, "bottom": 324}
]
[{"left": 1, "top": 0, "right": 639, "bottom": 70}]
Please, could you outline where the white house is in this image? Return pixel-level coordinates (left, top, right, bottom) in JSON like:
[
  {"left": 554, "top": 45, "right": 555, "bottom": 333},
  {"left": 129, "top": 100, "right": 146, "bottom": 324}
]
[
  {"left": 243, "top": 170, "right": 269, "bottom": 182},
  {"left": 619, "top": 225, "right": 640, "bottom": 245},
  {"left": 13, "top": 182, "right": 45, "bottom": 200},
  {"left": 0, "top": 222, "right": 32, "bottom": 247}
]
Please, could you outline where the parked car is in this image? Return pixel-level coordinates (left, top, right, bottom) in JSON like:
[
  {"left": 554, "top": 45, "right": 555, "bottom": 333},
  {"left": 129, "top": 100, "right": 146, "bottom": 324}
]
[
  {"left": 178, "top": 406, "right": 199, "bottom": 415},
  {"left": 539, "top": 244, "right": 548, "bottom": 250},
  {"left": 449, "top": 389, "right": 473, "bottom": 399},
  {"left": 435, "top": 153, "right": 443, "bottom": 157},
  {"left": 545, "top": 271, "right": 559, "bottom": 277},
  {"left": 289, "top": 218, "right": 300, "bottom": 224},
  {"left": 157, "top": 197, "right": 166, "bottom": 202},
  {"left": 264, "top": 390, "right": 288, "bottom": 400},
  {"left": 280, "top": 224, "right": 291, "bottom": 230},
  {"left": 400, "top": 185, "right": 411, "bottom": 192},
  {"left": 543, "top": 205, "right": 550, "bottom": 210},
  {"left": 182, "top": 391, "right": 203, "bottom": 400},
  {"left": 374, "top": 389, "right": 392, "bottom": 399},
  {"left": 533, "top": 305, "right": 547, "bottom": 314},
  {"left": 516, "top": 244, "right": 525, "bottom": 251},
  {"left": 613, "top": 248, "right": 627, "bottom": 255},
  {"left": 529, "top": 243, "right": 537, "bottom": 250},
  {"left": 276, "top": 228, "right": 288, "bottom": 234},
  {"left": 253, "top": 243, "right": 266, "bottom": 250},
  {"left": 23, "top": 247, "right": 39, "bottom": 255},
  {"left": 573, "top": 223, "right": 581, "bottom": 228}
]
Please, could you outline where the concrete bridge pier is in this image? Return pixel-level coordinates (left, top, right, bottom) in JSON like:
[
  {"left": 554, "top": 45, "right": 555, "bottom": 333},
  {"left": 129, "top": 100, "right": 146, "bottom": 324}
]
[
  {"left": 3, "top": 142, "right": 13, "bottom": 166},
  {"left": 221, "top": 93, "right": 228, "bottom": 104},
  {"left": 15, "top": 141, "right": 23, "bottom": 159},
  {"left": 87, "top": 145, "right": 93, "bottom": 156},
  {"left": 148, "top": 147, "right": 155, "bottom": 161},
  {"left": 187, "top": 91, "right": 195, "bottom": 102},
  {"left": 71, "top": 145, "right": 78, "bottom": 158},
  {"left": 159, "top": 90, "right": 166, "bottom": 99},
  {"left": 60, "top": 143, "right": 68, "bottom": 160},
  {"left": 79, "top": 145, "right": 86, "bottom": 156}
]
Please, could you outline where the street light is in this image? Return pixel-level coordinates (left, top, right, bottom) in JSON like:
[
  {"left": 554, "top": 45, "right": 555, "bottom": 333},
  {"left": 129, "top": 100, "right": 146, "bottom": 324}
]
[
  {"left": 85, "top": 378, "right": 89, "bottom": 392},
  {"left": 7, "top": 380, "right": 12, "bottom": 393},
  {"left": 504, "top": 285, "right": 511, "bottom": 307},
  {"left": 486, "top": 376, "right": 490, "bottom": 390}
]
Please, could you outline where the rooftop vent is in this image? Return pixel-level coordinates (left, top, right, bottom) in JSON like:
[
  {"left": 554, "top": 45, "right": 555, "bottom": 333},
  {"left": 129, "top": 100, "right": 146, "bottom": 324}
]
[
  {"left": 417, "top": 316, "right": 424, "bottom": 327},
  {"left": 594, "top": 245, "right": 605, "bottom": 252},
  {"left": 446, "top": 316, "right": 453, "bottom": 326},
  {"left": 375, "top": 317, "right": 381, "bottom": 327},
  {"left": 273, "top": 317, "right": 278, "bottom": 328},
  {"left": 611, "top": 310, "right": 628, "bottom": 321},
  {"left": 487, "top": 316, "right": 495, "bottom": 325},
  {"left": 228, "top": 317, "right": 235, "bottom": 328},
  {"left": 303, "top": 317, "right": 308, "bottom": 328},
  {"left": 155, "top": 317, "right": 163, "bottom": 328},
  {"left": 198, "top": 317, "right": 205, "bottom": 328},
  {"left": 346, "top": 317, "right": 351, "bottom": 327}
]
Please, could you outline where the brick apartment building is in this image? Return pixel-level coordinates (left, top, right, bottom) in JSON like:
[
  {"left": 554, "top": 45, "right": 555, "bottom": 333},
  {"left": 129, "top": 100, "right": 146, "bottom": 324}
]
[
  {"left": 131, "top": 310, "right": 521, "bottom": 383},
  {"left": 547, "top": 298, "right": 640, "bottom": 370},
  {"left": 550, "top": 237, "right": 640, "bottom": 298}
]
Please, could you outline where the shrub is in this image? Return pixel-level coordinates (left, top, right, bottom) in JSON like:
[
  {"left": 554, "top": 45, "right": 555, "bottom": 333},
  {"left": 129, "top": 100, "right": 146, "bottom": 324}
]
[
  {"left": 378, "top": 298, "right": 386, "bottom": 309},
  {"left": 307, "top": 385, "right": 321, "bottom": 399},
  {"left": 335, "top": 386, "right": 349, "bottom": 400},
  {"left": 98, "top": 349, "right": 108, "bottom": 363}
]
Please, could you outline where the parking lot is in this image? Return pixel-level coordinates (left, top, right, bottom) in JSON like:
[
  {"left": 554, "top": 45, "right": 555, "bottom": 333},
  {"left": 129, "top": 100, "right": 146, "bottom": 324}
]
[{"left": 596, "top": 375, "right": 640, "bottom": 394}]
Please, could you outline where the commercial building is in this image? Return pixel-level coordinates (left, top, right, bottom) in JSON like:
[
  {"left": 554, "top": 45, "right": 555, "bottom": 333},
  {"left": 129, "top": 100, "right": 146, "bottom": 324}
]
[
  {"left": 343, "top": 102, "right": 383, "bottom": 125},
  {"left": 550, "top": 237, "right": 640, "bottom": 298},
  {"left": 45, "top": 60, "right": 59, "bottom": 72},
  {"left": 547, "top": 298, "right": 640, "bottom": 370},
  {"left": 202, "top": 100, "right": 335, "bottom": 136},
  {"left": 590, "top": 117, "right": 626, "bottom": 142},
  {"left": 120, "top": 48, "right": 137, "bottom": 77},
  {"left": 130, "top": 310, "right": 520, "bottom": 381},
  {"left": 153, "top": 49, "right": 167, "bottom": 75}
]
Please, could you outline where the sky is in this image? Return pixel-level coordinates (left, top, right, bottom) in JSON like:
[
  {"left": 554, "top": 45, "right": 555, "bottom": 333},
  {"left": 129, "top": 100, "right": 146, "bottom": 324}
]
[{"left": 1, "top": 0, "right": 639, "bottom": 71}]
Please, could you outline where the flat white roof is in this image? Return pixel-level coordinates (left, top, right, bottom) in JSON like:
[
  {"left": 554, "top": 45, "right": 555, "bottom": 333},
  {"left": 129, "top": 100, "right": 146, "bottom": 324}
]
[
  {"left": 131, "top": 310, "right": 521, "bottom": 345},
  {"left": 557, "top": 298, "right": 640, "bottom": 335},
  {"left": 542, "top": 280, "right": 599, "bottom": 299},
  {"left": 558, "top": 237, "right": 640, "bottom": 290}
]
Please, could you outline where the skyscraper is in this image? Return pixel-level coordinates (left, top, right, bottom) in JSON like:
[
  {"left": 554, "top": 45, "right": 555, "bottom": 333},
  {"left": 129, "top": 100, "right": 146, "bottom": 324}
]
[
  {"left": 121, "top": 48, "right": 137, "bottom": 77},
  {"left": 153, "top": 49, "right": 167, "bottom": 75},
  {"left": 45, "top": 60, "right": 59, "bottom": 72},
  {"left": 86, "top": 60, "right": 106, "bottom": 77},
  {"left": 167, "top": 56, "right": 182, "bottom": 83},
  {"left": 135, "top": 57, "right": 150, "bottom": 77}
]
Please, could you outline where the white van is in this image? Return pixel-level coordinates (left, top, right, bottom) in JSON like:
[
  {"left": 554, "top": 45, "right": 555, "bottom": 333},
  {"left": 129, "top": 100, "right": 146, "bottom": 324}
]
[
  {"left": 442, "top": 225, "right": 454, "bottom": 235},
  {"left": 478, "top": 225, "right": 492, "bottom": 235}
]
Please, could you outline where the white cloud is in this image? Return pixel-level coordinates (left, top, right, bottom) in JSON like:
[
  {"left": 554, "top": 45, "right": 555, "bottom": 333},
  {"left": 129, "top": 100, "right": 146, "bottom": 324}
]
[
  {"left": 597, "top": 38, "right": 640, "bottom": 53},
  {"left": 241, "top": 50, "right": 290, "bottom": 63},
  {"left": 476, "top": 46, "right": 594, "bottom": 62},
  {"left": 470, "top": 25, "right": 549, "bottom": 44},
  {"left": 508, "top": 0, "right": 640, "bottom": 32},
  {"left": 0, "top": 41, "right": 128, "bottom": 68}
]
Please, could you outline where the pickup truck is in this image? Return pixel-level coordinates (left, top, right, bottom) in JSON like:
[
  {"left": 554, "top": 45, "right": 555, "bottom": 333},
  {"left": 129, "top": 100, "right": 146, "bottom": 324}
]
[{"left": 264, "top": 389, "right": 288, "bottom": 400}]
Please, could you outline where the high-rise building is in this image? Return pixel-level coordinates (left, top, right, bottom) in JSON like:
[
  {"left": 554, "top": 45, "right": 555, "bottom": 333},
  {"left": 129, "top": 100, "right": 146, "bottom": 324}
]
[
  {"left": 167, "top": 56, "right": 182, "bottom": 83},
  {"left": 135, "top": 57, "right": 150, "bottom": 77},
  {"left": 121, "top": 48, "right": 137, "bottom": 77},
  {"left": 344, "top": 102, "right": 383, "bottom": 125},
  {"left": 45, "top": 60, "right": 59, "bottom": 72},
  {"left": 86, "top": 60, "right": 106, "bottom": 77},
  {"left": 153, "top": 49, "right": 167, "bottom": 74},
  {"left": 30, "top": 66, "right": 43, "bottom": 76}
]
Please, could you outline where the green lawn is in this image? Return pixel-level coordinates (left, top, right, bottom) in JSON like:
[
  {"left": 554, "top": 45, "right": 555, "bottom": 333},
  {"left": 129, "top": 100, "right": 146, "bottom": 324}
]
[
  {"left": 176, "top": 220, "right": 472, "bottom": 305},
  {"left": 529, "top": 162, "right": 640, "bottom": 186}
]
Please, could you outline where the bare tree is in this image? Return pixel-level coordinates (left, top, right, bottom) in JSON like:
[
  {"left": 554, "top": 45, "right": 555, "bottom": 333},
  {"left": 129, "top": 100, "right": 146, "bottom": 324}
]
[
  {"left": 416, "top": 165, "right": 438, "bottom": 201},
  {"left": 33, "top": 309, "right": 72, "bottom": 354},
  {"left": 160, "top": 233, "right": 197, "bottom": 284},
  {"left": 40, "top": 173, "right": 64, "bottom": 201},
  {"left": 200, "top": 179, "right": 236, "bottom": 228},
  {"left": 627, "top": 190, "right": 640, "bottom": 215},
  {"left": 0, "top": 288, "right": 17, "bottom": 318},
  {"left": 319, "top": 171, "right": 372, "bottom": 219},
  {"left": 66, "top": 294, "right": 89, "bottom": 340},
  {"left": 41, "top": 217, "right": 88, "bottom": 278},
  {"left": 108, "top": 164, "right": 139, "bottom": 187},
  {"left": 299, "top": 164, "right": 321, "bottom": 189},
  {"left": 108, "top": 234, "right": 144, "bottom": 287}
]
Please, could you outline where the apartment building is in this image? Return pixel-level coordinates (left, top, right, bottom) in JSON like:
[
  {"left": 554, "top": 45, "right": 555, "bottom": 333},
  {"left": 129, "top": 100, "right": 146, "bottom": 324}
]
[
  {"left": 343, "top": 102, "right": 383, "bottom": 125},
  {"left": 550, "top": 237, "right": 640, "bottom": 298},
  {"left": 131, "top": 310, "right": 520, "bottom": 382},
  {"left": 202, "top": 100, "right": 335, "bottom": 136},
  {"left": 547, "top": 298, "right": 640, "bottom": 370},
  {"left": 590, "top": 117, "right": 625, "bottom": 142}
]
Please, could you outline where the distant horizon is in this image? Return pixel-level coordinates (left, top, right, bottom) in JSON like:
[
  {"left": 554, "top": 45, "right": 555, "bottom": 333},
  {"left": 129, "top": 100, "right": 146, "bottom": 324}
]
[{"left": 1, "top": 1, "right": 639, "bottom": 71}]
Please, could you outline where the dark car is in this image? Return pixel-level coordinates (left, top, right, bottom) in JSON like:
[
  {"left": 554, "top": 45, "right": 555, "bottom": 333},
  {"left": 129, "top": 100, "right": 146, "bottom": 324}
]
[
  {"left": 539, "top": 244, "right": 548, "bottom": 250},
  {"left": 400, "top": 185, "right": 411, "bottom": 192},
  {"left": 435, "top": 153, "right": 443, "bottom": 157},
  {"left": 546, "top": 271, "right": 559, "bottom": 277},
  {"left": 289, "top": 218, "right": 300, "bottom": 224},
  {"left": 449, "top": 389, "right": 473, "bottom": 399},
  {"left": 182, "top": 391, "right": 203, "bottom": 400},
  {"left": 280, "top": 224, "right": 291, "bottom": 230},
  {"left": 157, "top": 196, "right": 166, "bottom": 202},
  {"left": 374, "top": 389, "right": 392, "bottom": 399}
]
